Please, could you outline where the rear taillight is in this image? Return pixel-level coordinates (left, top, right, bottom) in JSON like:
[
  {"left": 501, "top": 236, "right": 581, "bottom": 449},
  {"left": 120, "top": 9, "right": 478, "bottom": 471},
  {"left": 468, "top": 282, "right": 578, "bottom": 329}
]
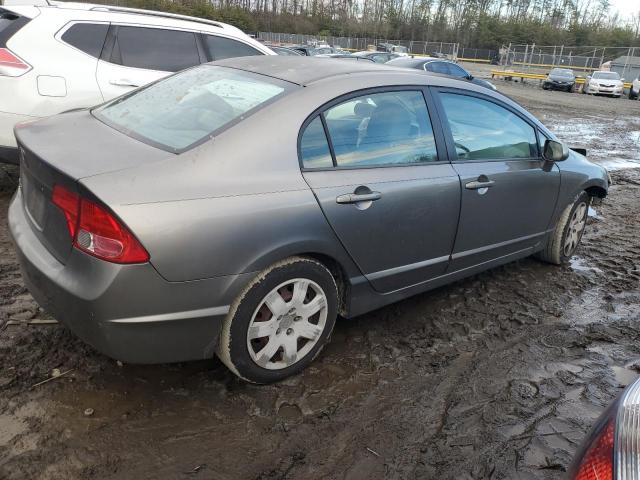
[
  {"left": 0, "top": 47, "right": 31, "bottom": 77},
  {"left": 573, "top": 418, "right": 615, "bottom": 480},
  {"left": 51, "top": 184, "right": 149, "bottom": 264}
]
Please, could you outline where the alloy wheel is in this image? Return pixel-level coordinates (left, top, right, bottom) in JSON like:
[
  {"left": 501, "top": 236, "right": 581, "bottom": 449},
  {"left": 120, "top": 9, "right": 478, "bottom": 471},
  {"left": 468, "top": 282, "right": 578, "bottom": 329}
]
[{"left": 246, "top": 279, "right": 328, "bottom": 370}]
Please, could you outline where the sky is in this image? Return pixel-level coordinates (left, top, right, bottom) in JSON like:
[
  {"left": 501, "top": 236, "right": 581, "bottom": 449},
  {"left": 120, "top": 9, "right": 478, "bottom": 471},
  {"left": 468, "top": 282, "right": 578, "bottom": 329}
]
[{"left": 609, "top": 0, "right": 638, "bottom": 20}]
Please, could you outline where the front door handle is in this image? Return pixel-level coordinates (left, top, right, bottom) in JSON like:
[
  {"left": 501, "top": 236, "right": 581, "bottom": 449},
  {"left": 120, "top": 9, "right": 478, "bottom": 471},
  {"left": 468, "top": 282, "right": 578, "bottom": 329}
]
[
  {"left": 109, "top": 78, "right": 140, "bottom": 87},
  {"left": 465, "top": 180, "right": 495, "bottom": 190},
  {"left": 336, "top": 191, "right": 382, "bottom": 204}
]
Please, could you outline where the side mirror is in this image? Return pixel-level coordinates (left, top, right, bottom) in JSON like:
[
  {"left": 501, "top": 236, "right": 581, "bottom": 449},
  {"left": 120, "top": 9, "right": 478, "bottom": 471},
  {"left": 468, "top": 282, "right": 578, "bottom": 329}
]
[
  {"left": 467, "top": 74, "right": 474, "bottom": 80},
  {"left": 543, "top": 139, "right": 570, "bottom": 162}
]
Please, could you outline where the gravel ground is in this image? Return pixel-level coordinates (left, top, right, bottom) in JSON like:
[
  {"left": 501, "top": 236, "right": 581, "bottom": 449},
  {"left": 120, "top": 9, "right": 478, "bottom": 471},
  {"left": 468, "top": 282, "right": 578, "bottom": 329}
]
[{"left": 1, "top": 78, "right": 640, "bottom": 480}]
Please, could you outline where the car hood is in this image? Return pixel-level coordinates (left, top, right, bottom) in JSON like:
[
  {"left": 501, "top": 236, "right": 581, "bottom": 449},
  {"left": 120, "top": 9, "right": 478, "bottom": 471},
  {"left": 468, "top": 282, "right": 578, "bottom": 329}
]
[
  {"left": 14, "top": 110, "right": 170, "bottom": 181},
  {"left": 591, "top": 78, "right": 623, "bottom": 86}
]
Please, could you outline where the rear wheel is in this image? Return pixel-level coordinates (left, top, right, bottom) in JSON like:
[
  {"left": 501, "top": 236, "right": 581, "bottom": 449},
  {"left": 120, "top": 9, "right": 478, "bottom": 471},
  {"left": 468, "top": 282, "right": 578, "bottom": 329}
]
[
  {"left": 536, "top": 191, "right": 590, "bottom": 265},
  {"left": 217, "top": 257, "right": 338, "bottom": 383}
]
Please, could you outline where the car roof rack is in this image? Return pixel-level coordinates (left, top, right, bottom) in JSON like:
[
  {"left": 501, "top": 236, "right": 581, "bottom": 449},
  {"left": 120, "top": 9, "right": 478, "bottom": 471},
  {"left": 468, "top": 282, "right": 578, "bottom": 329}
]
[{"left": 88, "top": 5, "right": 226, "bottom": 29}]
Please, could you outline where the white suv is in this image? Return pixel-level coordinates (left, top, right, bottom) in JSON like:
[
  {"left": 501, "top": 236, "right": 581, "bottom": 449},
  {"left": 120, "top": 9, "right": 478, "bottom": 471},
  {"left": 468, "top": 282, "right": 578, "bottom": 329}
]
[{"left": 0, "top": 1, "right": 274, "bottom": 164}]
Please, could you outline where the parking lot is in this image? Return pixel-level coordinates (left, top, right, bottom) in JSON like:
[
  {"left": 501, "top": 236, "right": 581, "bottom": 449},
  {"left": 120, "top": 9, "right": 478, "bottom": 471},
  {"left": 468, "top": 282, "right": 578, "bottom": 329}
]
[{"left": 1, "top": 67, "right": 640, "bottom": 480}]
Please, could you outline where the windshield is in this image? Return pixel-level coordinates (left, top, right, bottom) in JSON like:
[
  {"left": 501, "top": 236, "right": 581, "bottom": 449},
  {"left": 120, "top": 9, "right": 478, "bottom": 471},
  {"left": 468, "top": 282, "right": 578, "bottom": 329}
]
[
  {"left": 593, "top": 71, "right": 620, "bottom": 80},
  {"left": 393, "top": 46, "right": 408, "bottom": 53},
  {"left": 550, "top": 68, "right": 574, "bottom": 78},
  {"left": 94, "top": 66, "right": 293, "bottom": 152}
]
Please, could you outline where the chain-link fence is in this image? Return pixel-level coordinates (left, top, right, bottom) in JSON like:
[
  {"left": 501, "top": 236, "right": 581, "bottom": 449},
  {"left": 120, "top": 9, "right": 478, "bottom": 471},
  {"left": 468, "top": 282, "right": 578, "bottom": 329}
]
[{"left": 258, "top": 32, "right": 459, "bottom": 58}]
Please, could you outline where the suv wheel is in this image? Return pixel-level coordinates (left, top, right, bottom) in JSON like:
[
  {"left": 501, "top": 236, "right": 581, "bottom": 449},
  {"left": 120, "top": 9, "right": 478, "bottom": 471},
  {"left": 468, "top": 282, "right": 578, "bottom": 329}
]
[{"left": 217, "top": 257, "right": 338, "bottom": 383}]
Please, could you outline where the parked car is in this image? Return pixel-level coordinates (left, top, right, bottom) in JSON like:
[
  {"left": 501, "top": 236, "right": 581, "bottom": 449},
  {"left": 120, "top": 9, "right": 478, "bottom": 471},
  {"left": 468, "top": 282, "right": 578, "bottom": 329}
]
[
  {"left": 542, "top": 68, "right": 576, "bottom": 92},
  {"left": 291, "top": 45, "right": 342, "bottom": 56},
  {"left": 386, "top": 56, "right": 497, "bottom": 90},
  {"left": 0, "top": 2, "right": 273, "bottom": 165},
  {"left": 629, "top": 75, "right": 640, "bottom": 100},
  {"left": 352, "top": 50, "right": 401, "bottom": 63},
  {"left": 267, "top": 45, "right": 303, "bottom": 56},
  {"left": 570, "top": 375, "right": 640, "bottom": 479},
  {"left": 377, "top": 42, "right": 409, "bottom": 56},
  {"left": 315, "top": 53, "right": 374, "bottom": 62},
  {"left": 583, "top": 71, "right": 624, "bottom": 97},
  {"left": 9, "top": 57, "right": 608, "bottom": 383}
]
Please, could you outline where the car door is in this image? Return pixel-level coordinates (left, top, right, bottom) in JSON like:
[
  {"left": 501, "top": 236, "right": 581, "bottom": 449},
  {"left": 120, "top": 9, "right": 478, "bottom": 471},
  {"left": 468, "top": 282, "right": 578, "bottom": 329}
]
[
  {"left": 96, "top": 25, "right": 202, "bottom": 101},
  {"left": 300, "top": 88, "right": 461, "bottom": 293},
  {"left": 432, "top": 88, "right": 560, "bottom": 271}
]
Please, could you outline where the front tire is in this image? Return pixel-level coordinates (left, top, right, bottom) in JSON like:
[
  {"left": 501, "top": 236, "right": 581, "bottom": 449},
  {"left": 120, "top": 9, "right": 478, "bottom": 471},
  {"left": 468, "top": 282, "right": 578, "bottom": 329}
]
[
  {"left": 217, "top": 257, "right": 338, "bottom": 383},
  {"left": 536, "top": 192, "right": 590, "bottom": 265}
]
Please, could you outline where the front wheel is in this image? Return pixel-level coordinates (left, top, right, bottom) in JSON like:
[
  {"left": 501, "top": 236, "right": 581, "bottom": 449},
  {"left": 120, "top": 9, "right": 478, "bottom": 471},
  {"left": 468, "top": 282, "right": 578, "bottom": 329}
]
[
  {"left": 217, "top": 257, "right": 338, "bottom": 383},
  {"left": 536, "top": 192, "right": 590, "bottom": 265}
]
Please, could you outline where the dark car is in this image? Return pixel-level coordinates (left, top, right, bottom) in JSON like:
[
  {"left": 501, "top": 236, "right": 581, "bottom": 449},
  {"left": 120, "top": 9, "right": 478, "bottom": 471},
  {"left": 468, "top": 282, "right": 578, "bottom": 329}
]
[
  {"left": 543, "top": 68, "right": 576, "bottom": 92},
  {"left": 387, "top": 56, "right": 497, "bottom": 90},
  {"left": 267, "top": 45, "right": 303, "bottom": 56},
  {"left": 10, "top": 57, "right": 608, "bottom": 383},
  {"left": 352, "top": 51, "right": 401, "bottom": 63}
]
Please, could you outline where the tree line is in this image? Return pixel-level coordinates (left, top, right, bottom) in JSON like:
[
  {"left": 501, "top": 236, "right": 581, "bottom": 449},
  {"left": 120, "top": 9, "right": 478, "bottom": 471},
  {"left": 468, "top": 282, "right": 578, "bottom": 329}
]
[{"left": 89, "top": 0, "right": 640, "bottom": 49}]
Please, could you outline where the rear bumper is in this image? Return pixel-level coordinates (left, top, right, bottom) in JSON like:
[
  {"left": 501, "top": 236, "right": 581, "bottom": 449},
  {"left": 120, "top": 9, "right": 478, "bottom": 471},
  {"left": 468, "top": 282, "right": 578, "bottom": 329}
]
[
  {"left": 8, "top": 188, "right": 255, "bottom": 363},
  {"left": 0, "top": 111, "right": 37, "bottom": 164}
]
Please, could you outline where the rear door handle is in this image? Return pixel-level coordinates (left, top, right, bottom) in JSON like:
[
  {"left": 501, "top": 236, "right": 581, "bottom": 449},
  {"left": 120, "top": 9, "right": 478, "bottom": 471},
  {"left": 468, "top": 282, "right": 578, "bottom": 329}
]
[
  {"left": 336, "top": 191, "right": 382, "bottom": 204},
  {"left": 109, "top": 78, "right": 140, "bottom": 87},
  {"left": 465, "top": 180, "right": 495, "bottom": 190}
]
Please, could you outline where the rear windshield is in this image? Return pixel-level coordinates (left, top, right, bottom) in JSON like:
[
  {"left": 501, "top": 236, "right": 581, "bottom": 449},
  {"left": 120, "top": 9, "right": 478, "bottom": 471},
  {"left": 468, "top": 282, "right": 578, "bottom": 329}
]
[
  {"left": 94, "top": 65, "right": 293, "bottom": 152},
  {"left": 593, "top": 71, "right": 620, "bottom": 80},
  {"left": 0, "top": 9, "right": 28, "bottom": 46}
]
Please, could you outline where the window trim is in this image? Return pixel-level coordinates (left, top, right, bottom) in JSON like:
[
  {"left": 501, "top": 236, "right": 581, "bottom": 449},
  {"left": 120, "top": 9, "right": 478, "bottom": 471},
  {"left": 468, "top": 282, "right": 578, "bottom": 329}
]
[
  {"left": 55, "top": 20, "right": 111, "bottom": 59},
  {"left": 298, "top": 85, "right": 450, "bottom": 172},
  {"left": 430, "top": 87, "right": 543, "bottom": 164}
]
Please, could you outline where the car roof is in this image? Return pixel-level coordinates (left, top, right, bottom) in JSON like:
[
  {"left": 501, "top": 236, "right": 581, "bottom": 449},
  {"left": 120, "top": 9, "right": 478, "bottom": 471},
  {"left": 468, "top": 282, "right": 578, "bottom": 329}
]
[
  {"left": 212, "top": 56, "right": 419, "bottom": 86},
  {"left": 386, "top": 56, "right": 439, "bottom": 67}
]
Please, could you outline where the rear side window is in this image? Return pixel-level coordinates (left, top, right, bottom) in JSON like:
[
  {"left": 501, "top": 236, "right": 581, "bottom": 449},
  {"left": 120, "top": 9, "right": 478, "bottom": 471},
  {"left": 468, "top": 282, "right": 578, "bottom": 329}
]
[
  {"left": 439, "top": 93, "right": 538, "bottom": 160},
  {"left": 0, "top": 9, "right": 29, "bottom": 46},
  {"left": 94, "top": 65, "right": 292, "bottom": 152},
  {"left": 204, "top": 35, "right": 261, "bottom": 61},
  {"left": 300, "top": 117, "right": 333, "bottom": 168},
  {"left": 321, "top": 90, "right": 438, "bottom": 167},
  {"left": 61, "top": 23, "right": 108, "bottom": 58},
  {"left": 112, "top": 26, "right": 200, "bottom": 72}
]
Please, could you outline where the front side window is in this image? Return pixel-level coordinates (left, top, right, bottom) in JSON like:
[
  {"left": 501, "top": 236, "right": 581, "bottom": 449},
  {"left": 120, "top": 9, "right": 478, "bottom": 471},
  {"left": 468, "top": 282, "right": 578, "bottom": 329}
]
[
  {"left": 426, "top": 62, "right": 450, "bottom": 75},
  {"left": 440, "top": 93, "right": 538, "bottom": 160},
  {"left": 204, "top": 35, "right": 262, "bottom": 61},
  {"left": 61, "top": 23, "right": 109, "bottom": 58},
  {"left": 112, "top": 26, "right": 200, "bottom": 72},
  {"left": 320, "top": 90, "right": 438, "bottom": 167},
  {"left": 447, "top": 64, "right": 469, "bottom": 78},
  {"left": 95, "top": 65, "right": 292, "bottom": 151}
]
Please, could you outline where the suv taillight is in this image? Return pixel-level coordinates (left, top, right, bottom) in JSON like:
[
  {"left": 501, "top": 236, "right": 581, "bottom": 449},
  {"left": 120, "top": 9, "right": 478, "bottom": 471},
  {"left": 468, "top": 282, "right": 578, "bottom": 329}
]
[
  {"left": 0, "top": 47, "right": 31, "bottom": 76},
  {"left": 52, "top": 185, "right": 149, "bottom": 264}
]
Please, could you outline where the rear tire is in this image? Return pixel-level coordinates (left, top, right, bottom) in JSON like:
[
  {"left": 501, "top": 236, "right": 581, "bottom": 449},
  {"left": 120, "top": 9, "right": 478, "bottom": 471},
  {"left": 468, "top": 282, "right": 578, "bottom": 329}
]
[
  {"left": 217, "top": 257, "right": 338, "bottom": 384},
  {"left": 536, "top": 191, "right": 590, "bottom": 265}
]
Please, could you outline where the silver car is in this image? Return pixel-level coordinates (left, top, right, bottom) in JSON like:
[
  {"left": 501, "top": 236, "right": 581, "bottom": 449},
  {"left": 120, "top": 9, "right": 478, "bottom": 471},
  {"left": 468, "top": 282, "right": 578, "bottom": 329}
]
[{"left": 9, "top": 57, "right": 608, "bottom": 383}]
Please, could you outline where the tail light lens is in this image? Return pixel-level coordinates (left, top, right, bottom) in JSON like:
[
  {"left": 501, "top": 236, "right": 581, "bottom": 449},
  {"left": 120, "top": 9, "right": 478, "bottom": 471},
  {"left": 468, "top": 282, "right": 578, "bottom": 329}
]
[
  {"left": 51, "top": 184, "right": 149, "bottom": 264},
  {"left": 572, "top": 418, "right": 615, "bottom": 480},
  {"left": 0, "top": 48, "right": 31, "bottom": 76}
]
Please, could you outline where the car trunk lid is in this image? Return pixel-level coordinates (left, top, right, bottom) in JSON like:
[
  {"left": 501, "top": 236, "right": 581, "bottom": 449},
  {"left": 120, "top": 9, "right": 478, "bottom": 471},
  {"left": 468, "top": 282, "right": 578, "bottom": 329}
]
[{"left": 15, "top": 110, "right": 170, "bottom": 264}]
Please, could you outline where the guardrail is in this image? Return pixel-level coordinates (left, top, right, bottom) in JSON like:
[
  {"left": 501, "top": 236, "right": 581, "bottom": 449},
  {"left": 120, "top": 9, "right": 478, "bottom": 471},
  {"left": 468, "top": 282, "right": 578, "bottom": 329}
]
[{"left": 490, "top": 70, "right": 632, "bottom": 89}]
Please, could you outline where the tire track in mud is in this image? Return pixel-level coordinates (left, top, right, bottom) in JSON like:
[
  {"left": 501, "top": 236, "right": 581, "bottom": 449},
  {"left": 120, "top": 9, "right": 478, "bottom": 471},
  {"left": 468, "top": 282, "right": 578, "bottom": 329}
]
[{"left": 0, "top": 171, "right": 639, "bottom": 479}]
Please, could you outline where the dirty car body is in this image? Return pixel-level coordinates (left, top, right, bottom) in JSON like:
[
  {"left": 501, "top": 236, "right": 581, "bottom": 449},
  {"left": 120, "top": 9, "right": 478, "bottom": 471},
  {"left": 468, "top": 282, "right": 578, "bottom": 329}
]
[{"left": 9, "top": 57, "right": 608, "bottom": 379}]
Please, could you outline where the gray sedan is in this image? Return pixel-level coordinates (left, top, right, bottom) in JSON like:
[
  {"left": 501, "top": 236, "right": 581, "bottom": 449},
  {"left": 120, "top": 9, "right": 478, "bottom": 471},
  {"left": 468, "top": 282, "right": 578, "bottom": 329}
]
[{"left": 9, "top": 57, "right": 608, "bottom": 383}]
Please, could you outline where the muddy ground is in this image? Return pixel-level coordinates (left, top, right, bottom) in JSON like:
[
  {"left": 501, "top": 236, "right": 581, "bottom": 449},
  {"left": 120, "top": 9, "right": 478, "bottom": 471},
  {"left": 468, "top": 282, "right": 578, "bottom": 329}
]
[{"left": 1, "top": 77, "right": 640, "bottom": 480}]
